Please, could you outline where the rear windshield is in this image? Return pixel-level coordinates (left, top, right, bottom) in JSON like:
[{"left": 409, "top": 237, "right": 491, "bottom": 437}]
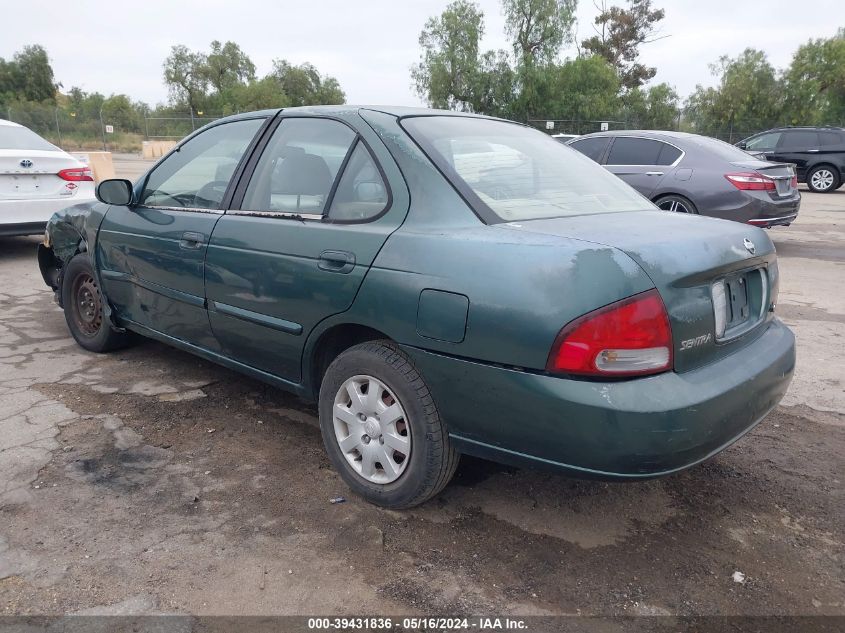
[
  {"left": 0, "top": 125, "right": 59, "bottom": 151},
  {"left": 402, "top": 116, "right": 654, "bottom": 222},
  {"left": 692, "top": 135, "right": 760, "bottom": 162}
]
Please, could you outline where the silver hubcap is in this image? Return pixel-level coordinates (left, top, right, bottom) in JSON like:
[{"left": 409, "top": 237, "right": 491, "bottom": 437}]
[
  {"left": 811, "top": 169, "right": 834, "bottom": 191},
  {"left": 659, "top": 198, "right": 691, "bottom": 213},
  {"left": 333, "top": 375, "right": 411, "bottom": 484}
]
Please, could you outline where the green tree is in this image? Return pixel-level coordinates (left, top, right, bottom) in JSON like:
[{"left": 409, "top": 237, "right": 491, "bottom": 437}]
[
  {"left": 268, "top": 60, "right": 345, "bottom": 106},
  {"left": 163, "top": 44, "right": 209, "bottom": 113},
  {"left": 541, "top": 55, "right": 621, "bottom": 123},
  {"left": 783, "top": 29, "right": 845, "bottom": 125},
  {"left": 623, "top": 82, "right": 679, "bottom": 128},
  {"left": 503, "top": 0, "right": 578, "bottom": 65},
  {"left": 412, "top": 0, "right": 486, "bottom": 111},
  {"left": 685, "top": 48, "right": 783, "bottom": 138},
  {"left": 581, "top": 0, "right": 665, "bottom": 91},
  {"left": 203, "top": 41, "right": 256, "bottom": 93},
  {"left": 0, "top": 44, "right": 57, "bottom": 104}
]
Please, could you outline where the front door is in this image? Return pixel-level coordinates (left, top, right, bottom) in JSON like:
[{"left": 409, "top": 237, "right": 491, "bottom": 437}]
[
  {"left": 97, "top": 116, "right": 267, "bottom": 350},
  {"left": 205, "top": 115, "right": 407, "bottom": 383}
]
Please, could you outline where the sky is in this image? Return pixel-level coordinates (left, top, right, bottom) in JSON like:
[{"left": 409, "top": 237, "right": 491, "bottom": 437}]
[{"left": 0, "top": 0, "right": 840, "bottom": 110}]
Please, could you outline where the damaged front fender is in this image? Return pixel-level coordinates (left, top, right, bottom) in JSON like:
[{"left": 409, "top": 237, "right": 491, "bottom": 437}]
[{"left": 38, "top": 201, "right": 121, "bottom": 330}]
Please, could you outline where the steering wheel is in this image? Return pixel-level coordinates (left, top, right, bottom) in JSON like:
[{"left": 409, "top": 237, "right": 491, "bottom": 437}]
[{"left": 193, "top": 180, "right": 230, "bottom": 208}]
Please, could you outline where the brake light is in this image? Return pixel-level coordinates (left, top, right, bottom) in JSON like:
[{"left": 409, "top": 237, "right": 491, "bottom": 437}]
[
  {"left": 546, "top": 289, "right": 673, "bottom": 377},
  {"left": 790, "top": 174, "right": 798, "bottom": 188},
  {"left": 57, "top": 167, "right": 94, "bottom": 182},
  {"left": 725, "top": 172, "right": 776, "bottom": 191}
]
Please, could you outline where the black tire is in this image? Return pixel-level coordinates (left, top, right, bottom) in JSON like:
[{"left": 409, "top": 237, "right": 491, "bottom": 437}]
[
  {"left": 318, "top": 340, "right": 459, "bottom": 509},
  {"left": 654, "top": 194, "right": 698, "bottom": 214},
  {"left": 806, "top": 165, "right": 840, "bottom": 193},
  {"left": 61, "top": 254, "right": 133, "bottom": 353}
]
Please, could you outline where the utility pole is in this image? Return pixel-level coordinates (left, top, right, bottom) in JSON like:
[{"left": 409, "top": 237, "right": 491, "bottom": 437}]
[
  {"left": 99, "top": 104, "right": 107, "bottom": 151},
  {"left": 55, "top": 108, "right": 63, "bottom": 148}
]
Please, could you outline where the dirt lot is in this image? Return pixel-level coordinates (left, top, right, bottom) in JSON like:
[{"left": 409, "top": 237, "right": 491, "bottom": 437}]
[{"left": 0, "top": 174, "right": 842, "bottom": 619}]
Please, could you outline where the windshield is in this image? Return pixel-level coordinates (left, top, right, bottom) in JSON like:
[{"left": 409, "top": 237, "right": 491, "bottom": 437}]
[
  {"left": 0, "top": 124, "right": 59, "bottom": 151},
  {"left": 402, "top": 116, "right": 654, "bottom": 222}
]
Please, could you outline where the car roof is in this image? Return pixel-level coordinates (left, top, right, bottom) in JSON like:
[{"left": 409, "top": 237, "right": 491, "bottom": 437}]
[
  {"left": 576, "top": 130, "right": 701, "bottom": 142},
  {"left": 213, "top": 105, "right": 509, "bottom": 126},
  {"left": 0, "top": 119, "right": 23, "bottom": 128}
]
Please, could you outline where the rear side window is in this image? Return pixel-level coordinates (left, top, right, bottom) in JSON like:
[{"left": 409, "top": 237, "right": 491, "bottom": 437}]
[
  {"left": 779, "top": 131, "right": 820, "bottom": 147},
  {"left": 0, "top": 124, "right": 59, "bottom": 151},
  {"left": 241, "top": 118, "right": 356, "bottom": 214},
  {"left": 818, "top": 131, "right": 844, "bottom": 146},
  {"left": 328, "top": 142, "right": 389, "bottom": 221},
  {"left": 568, "top": 137, "right": 609, "bottom": 162},
  {"left": 745, "top": 132, "right": 781, "bottom": 151},
  {"left": 656, "top": 143, "right": 682, "bottom": 165},
  {"left": 606, "top": 137, "right": 671, "bottom": 166},
  {"left": 141, "top": 118, "right": 264, "bottom": 209}
]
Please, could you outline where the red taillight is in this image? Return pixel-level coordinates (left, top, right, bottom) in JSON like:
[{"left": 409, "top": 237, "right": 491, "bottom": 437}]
[
  {"left": 790, "top": 174, "right": 798, "bottom": 188},
  {"left": 546, "top": 289, "right": 673, "bottom": 377},
  {"left": 57, "top": 167, "right": 94, "bottom": 182},
  {"left": 725, "top": 172, "right": 776, "bottom": 191}
]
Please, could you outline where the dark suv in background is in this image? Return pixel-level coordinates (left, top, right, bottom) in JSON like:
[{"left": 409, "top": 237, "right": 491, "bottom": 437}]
[{"left": 737, "top": 127, "right": 845, "bottom": 193}]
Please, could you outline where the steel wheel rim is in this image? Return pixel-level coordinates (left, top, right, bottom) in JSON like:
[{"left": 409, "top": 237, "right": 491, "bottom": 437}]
[
  {"left": 71, "top": 273, "right": 103, "bottom": 337},
  {"left": 811, "top": 169, "right": 834, "bottom": 190},
  {"left": 659, "top": 198, "right": 692, "bottom": 213},
  {"left": 333, "top": 374, "right": 411, "bottom": 484}
]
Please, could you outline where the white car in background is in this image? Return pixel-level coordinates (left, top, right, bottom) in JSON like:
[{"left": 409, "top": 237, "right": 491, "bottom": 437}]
[{"left": 1, "top": 119, "right": 95, "bottom": 237}]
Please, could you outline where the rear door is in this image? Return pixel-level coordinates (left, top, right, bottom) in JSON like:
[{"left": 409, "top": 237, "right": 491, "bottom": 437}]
[
  {"left": 97, "top": 116, "right": 267, "bottom": 350},
  {"left": 771, "top": 130, "right": 820, "bottom": 179},
  {"left": 603, "top": 137, "right": 682, "bottom": 197},
  {"left": 205, "top": 114, "right": 408, "bottom": 383}
]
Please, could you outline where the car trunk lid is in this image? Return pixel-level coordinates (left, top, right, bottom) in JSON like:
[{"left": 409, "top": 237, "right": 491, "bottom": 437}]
[
  {"left": 502, "top": 210, "right": 778, "bottom": 373},
  {"left": 730, "top": 159, "right": 797, "bottom": 197},
  {"left": 0, "top": 150, "right": 82, "bottom": 200}
]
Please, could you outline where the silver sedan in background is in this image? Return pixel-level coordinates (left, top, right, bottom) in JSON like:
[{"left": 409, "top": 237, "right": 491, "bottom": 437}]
[{"left": 567, "top": 131, "right": 801, "bottom": 227}]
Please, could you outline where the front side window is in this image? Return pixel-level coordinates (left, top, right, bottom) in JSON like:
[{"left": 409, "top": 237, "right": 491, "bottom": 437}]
[
  {"left": 402, "top": 116, "right": 655, "bottom": 222},
  {"left": 568, "top": 137, "right": 609, "bottom": 163},
  {"left": 745, "top": 132, "right": 781, "bottom": 151},
  {"left": 140, "top": 118, "right": 264, "bottom": 209},
  {"left": 241, "top": 118, "right": 356, "bottom": 214}
]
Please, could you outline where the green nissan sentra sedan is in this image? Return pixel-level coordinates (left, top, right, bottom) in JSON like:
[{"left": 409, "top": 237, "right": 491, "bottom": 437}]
[{"left": 38, "top": 106, "right": 795, "bottom": 508}]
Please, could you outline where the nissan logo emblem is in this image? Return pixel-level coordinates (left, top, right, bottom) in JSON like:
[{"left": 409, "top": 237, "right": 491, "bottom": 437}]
[
  {"left": 743, "top": 238, "right": 756, "bottom": 255},
  {"left": 20, "top": 159, "right": 33, "bottom": 168}
]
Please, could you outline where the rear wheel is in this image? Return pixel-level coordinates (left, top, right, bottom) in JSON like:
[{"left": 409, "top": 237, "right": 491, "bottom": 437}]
[
  {"left": 61, "top": 254, "right": 133, "bottom": 353},
  {"left": 806, "top": 166, "right": 840, "bottom": 193},
  {"left": 655, "top": 194, "right": 698, "bottom": 214},
  {"left": 318, "top": 340, "right": 459, "bottom": 508}
]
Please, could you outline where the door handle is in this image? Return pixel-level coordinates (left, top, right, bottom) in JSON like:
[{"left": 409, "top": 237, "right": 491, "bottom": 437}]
[
  {"left": 179, "top": 231, "right": 204, "bottom": 249},
  {"left": 806, "top": 149, "right": 819, "bottom": 153},
  {"left": 645, "top": 171, "right": 664, "bottom": 176},
  {"left": 318, "top": 250, "right": 356, "bottom": 274}
]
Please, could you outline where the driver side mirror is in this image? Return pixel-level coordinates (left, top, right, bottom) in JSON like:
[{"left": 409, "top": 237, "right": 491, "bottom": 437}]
[
  {"left": 96, "top": 179, "right": 134, "bottom": 206},
  {"left": 736, "top": 141, "right": 747, "bottom": 150}
]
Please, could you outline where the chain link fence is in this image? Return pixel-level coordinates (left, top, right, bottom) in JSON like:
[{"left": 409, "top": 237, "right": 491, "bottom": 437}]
[{"left": 2, "top": 102, "right": 223, "bottom": 153}]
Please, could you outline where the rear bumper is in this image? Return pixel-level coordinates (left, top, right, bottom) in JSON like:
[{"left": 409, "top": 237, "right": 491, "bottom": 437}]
[
  {"left": 0, "top": 221, "right": 47, "bottom": 237},
  {"left": 403, "top": 318, "right": 795, "bottom": 478},
  {"left": 704, "top": 190, "right": 801, "bottom": 226},
  {"left": 0, "top": 190, "right": 95, "bottom": 225}
]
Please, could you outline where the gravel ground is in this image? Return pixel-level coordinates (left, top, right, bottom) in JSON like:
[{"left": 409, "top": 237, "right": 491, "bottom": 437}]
[{"left": 0, "top": 173, "right": 842, "bottom": 618}]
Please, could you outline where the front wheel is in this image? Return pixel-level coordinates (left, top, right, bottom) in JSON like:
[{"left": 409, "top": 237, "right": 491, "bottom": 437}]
[
  {"left": 61, "top": 254, "right": 134, "bottom": 353},
  {"left": 318, "top": 340, "right": 459, "bottom": 509},
  {"left": 806, "top": 166, "right": 840, "bottom": 193},
  {"left": 654, "top": 194, "right": 698, "bottom": 214}
]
